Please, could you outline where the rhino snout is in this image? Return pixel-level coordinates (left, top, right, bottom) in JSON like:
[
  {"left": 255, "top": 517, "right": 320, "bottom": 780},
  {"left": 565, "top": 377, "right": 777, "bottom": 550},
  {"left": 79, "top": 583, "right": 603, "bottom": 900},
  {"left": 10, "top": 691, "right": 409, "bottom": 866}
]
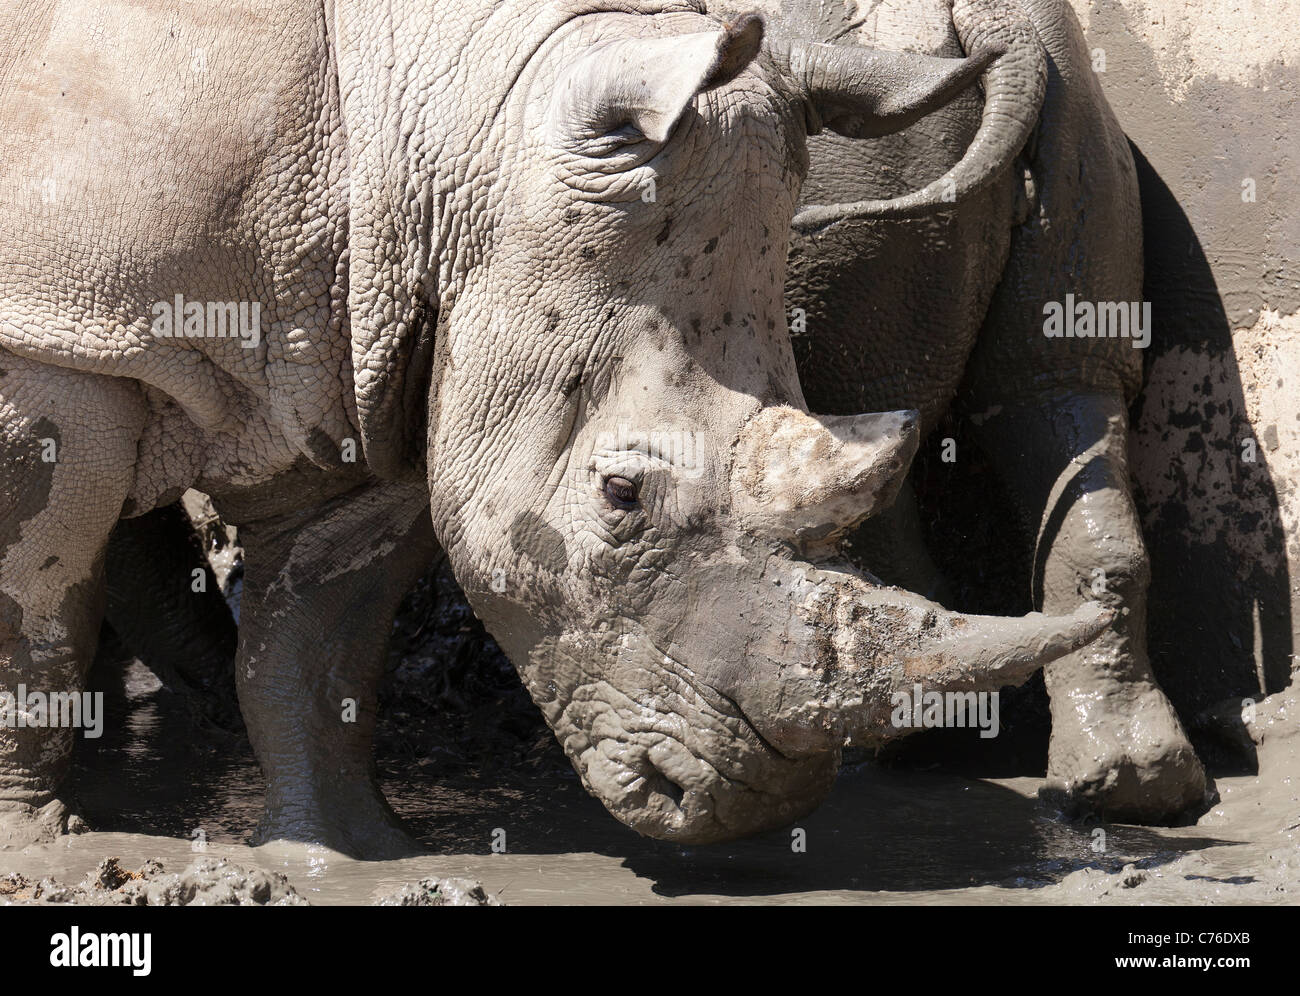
[{"left": 522, "top": 634, "right": 838, "bottom": 844}]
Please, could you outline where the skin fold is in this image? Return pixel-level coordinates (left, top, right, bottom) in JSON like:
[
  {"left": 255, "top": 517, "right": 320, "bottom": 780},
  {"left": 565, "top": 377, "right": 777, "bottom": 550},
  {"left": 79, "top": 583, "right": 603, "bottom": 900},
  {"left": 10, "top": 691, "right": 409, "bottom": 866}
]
[{"left": 1, "top": 0, "right": 1135, "bottom": 858}]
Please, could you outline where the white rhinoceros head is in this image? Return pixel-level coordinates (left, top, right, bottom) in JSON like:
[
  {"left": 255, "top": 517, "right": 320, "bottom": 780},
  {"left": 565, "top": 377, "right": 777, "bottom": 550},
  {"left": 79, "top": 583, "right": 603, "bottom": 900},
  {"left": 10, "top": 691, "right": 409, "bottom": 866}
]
[{"left": 418, "top": 9, "right": 1105, "bottom": 842}]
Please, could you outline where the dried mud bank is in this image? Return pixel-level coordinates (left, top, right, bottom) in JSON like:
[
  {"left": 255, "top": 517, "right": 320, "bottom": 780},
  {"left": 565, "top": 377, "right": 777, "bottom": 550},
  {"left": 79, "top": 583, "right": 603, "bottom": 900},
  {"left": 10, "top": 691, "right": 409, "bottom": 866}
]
[
  {"left": 1, "top": 857, "right": 308, "bottom": 906},
  {"left": 1070, "top": 0, "right": 1300, "bottom": 720}
]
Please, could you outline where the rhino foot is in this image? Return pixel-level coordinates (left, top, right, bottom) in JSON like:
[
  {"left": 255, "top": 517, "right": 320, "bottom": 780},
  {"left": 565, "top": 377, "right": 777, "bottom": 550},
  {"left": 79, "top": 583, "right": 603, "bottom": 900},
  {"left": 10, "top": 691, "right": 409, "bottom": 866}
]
[
  {"left": 1040, "top": 681, "right": 1209, "bottom": 825},
  {"left": 251, "top": 789, "right": 425, "bottom": 861}
]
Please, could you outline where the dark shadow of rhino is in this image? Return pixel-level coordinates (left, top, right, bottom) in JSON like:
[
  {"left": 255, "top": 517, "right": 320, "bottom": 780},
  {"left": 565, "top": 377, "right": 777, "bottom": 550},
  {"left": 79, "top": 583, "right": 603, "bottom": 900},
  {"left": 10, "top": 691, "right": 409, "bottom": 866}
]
[
  {"left": 1127, "top": 142, "right": 1292, "bottom": 770},
  {"left": 616, "top": 763, "right": 1242, "bottom": 899}
]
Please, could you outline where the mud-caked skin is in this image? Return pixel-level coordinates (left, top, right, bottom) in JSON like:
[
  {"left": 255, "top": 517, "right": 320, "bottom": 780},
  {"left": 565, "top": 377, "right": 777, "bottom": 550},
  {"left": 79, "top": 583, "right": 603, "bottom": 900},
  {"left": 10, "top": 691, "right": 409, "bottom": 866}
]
[
  {"left": 2, "top": 0, "right": 1119, "bottom": 856},
  {"left": 738, "top": 0, "right": 1205, "bottom": 822}
]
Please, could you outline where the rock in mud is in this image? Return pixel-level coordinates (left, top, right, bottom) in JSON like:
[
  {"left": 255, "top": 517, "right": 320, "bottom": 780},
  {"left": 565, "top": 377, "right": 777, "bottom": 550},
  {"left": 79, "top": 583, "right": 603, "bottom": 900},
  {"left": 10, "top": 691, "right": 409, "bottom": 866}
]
[
  {"left": 1, "top": 857, "right": 500, "bottom": 907},
  {"left": 375, "top": 877, "right": 501, "bottom": 906},
  {"left": 0, "top": 857, "right": 306, "bottom": 906},
  {"left": 1119, "top": 863, "right": 1148, "bottom": 888}
]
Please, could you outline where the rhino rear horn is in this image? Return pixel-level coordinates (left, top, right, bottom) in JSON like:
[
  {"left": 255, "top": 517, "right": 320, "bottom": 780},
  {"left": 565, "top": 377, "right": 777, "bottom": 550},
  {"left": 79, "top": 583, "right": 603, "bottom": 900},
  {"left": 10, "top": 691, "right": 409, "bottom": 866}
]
[{"left": 731, "top": 405, "right": 920, "bottom": 553}]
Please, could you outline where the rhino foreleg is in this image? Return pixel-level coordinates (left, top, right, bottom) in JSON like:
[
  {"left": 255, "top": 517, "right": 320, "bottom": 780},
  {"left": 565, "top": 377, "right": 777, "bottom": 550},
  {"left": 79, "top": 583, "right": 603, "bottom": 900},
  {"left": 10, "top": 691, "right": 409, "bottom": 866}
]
[
  {"left": 969, "top": 393, "right": 1207, "bottom": 823},
  {"left": 230, "top": 480, "right": 436, "bottom": 859}
]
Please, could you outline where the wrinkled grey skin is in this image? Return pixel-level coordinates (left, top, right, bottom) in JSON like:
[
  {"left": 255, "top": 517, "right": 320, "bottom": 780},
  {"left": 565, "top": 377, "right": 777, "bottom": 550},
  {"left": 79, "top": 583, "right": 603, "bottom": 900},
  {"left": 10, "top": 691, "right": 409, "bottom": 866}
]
[
  {"left": 739, "top": 0, "right": 1206, "bottom": 821},
  {"left": 0, "top": 0, "right": 1115, "bottom": 857}
]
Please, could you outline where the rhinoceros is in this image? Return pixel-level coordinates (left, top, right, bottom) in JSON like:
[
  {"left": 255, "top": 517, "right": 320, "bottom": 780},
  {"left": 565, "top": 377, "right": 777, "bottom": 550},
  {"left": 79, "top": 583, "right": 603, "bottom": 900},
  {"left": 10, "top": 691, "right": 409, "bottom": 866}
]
[
  {"left": 736, "top": 0, "right": 1208, "bottom": 823},
  {"left": 0, "top": 0, "right": 1117, "bottom": 857}
]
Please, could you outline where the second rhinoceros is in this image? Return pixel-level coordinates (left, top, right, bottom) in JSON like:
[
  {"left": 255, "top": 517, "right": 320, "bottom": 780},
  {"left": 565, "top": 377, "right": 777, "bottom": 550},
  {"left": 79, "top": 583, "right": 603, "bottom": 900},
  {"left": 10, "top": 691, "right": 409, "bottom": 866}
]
[
  {"left": 0, "top": 0, "right": 1110, "bottom": 856},
  {"left": 742, "top": 0, "right": 1207, "bottom": 824}
]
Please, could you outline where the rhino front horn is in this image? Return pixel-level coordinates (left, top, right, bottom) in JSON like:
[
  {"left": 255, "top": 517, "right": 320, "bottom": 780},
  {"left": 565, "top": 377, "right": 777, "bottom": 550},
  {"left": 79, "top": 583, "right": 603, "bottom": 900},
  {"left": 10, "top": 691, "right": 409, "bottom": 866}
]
[{"left": 734, "top": 563, "right": 1116, "bottom": 757}]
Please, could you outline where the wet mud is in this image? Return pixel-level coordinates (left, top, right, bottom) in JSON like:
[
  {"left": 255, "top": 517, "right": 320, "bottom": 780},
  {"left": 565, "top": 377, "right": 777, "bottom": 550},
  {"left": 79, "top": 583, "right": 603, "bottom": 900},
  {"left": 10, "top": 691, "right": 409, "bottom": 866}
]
[{"left": 1, "top": 557, "right": 1294, "bottom": 906}]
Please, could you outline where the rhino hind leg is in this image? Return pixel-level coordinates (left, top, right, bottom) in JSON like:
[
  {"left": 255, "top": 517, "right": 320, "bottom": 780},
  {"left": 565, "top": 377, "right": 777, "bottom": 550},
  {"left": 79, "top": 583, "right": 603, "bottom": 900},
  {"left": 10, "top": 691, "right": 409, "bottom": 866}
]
[
  {"left": 104, "top": 501, "right": 240, "bottom": 732},
  {"left": 229, "top": 479, "right": 437, "bottom": 860},
  {"left": 0, "top": 354, "right": 146, "bottom": 846},
  {"left": 968, "top": 394, "right": 1208, "bottom": 824}
]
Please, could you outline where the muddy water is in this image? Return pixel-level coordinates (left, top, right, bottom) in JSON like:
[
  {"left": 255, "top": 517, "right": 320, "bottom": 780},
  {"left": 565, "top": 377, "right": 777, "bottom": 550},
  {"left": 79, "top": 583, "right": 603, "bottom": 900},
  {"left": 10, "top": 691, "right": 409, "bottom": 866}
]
[{"left": 3, "top": 656, "right": 1295, "bottom": 905}]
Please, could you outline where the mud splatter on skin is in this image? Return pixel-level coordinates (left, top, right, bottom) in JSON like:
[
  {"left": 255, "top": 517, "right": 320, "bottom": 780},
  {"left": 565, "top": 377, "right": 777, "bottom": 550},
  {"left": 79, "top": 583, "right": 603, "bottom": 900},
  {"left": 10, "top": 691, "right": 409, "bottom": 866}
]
[
  {"left": 510, "top": 511, "right": 568, "bottom": 574},
  {"left": 0, "top": 416, "right": 59, "bottom": 643}
]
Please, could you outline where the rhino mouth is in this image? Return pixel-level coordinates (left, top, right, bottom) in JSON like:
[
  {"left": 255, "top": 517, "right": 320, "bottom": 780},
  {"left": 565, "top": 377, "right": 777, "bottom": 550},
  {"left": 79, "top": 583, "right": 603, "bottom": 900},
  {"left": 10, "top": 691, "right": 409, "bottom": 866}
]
[
  {"left": 537, "top": 638, "right": 839, "bottom": 844},
  {"left": 574, "top": 710, "right": 837, "bottom": 844}
]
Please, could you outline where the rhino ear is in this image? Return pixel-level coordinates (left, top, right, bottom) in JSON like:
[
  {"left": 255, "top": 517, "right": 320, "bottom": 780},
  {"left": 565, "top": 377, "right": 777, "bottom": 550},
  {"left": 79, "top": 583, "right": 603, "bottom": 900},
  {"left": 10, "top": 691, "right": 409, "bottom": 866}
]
[{"left": 545, "top": 13, "right": 764, "bottom": 149}]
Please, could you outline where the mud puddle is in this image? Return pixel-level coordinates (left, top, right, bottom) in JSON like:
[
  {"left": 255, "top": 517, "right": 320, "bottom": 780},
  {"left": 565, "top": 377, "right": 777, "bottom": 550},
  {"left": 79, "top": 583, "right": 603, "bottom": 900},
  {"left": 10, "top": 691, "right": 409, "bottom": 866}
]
[{"left": 3, "top": 650, "right": 1295, "bottom": 904}]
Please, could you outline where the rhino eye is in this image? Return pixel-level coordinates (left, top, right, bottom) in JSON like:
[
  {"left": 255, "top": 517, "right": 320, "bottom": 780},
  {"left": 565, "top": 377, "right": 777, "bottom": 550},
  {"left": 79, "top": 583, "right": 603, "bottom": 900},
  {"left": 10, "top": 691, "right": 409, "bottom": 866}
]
[{"left": 603, "top": 475, "right": 639, "bottom": 508}]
